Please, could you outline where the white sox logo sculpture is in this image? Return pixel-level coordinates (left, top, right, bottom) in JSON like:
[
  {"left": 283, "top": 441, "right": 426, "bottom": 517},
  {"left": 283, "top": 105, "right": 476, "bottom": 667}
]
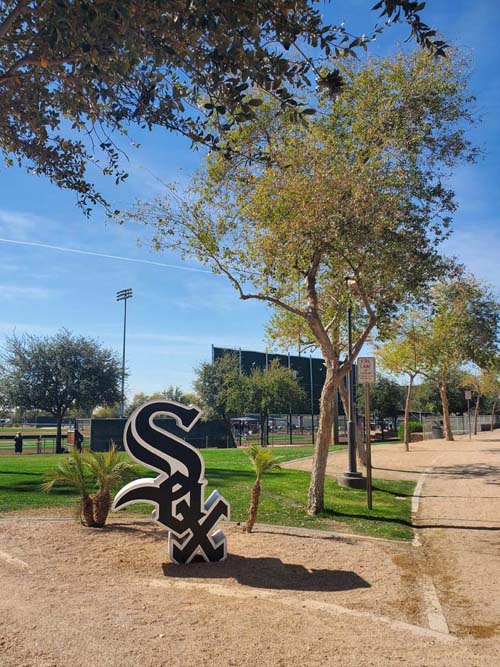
[{"left": 112, "top": 400, "right": 230, "bottom": 564}]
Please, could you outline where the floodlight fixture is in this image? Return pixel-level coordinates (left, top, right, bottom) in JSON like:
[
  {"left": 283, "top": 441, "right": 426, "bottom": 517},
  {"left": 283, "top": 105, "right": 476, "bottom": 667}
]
[{"left": 116, "top": 288, "right": 133, "bottom": 302}]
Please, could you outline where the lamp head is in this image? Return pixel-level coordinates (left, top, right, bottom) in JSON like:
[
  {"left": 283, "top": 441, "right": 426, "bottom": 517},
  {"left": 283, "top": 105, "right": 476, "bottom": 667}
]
[{"left": 116, "top": 288, "right": 133, "bottom": 301}]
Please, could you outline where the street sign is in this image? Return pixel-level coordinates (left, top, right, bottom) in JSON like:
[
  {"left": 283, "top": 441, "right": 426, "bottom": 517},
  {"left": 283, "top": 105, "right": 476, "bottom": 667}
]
[
  {"left": 465, "top": 390, "right": 472, "bottom": 400},
  {"left": 357, "top": 357, "right": 376, "bottom": 384}
]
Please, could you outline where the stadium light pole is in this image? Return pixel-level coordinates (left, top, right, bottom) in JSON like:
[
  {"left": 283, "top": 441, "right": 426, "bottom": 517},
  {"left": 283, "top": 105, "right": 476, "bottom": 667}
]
[
  {"left": 116, "top": 288, "right": 133, "bottom": 419},
  {"left": 339, "top": 277, "right": 366, "bottom": 489}
]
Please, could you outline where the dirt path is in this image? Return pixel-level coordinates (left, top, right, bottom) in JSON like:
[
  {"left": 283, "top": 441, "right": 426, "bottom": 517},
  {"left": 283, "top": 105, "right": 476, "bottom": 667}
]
[
  {"left": 287, "top": 432, "right": 500, "bottom": 640},
  {"left": 0, "top": 436, "right": 499, "bottom": 666},
  {"left": 413, "top": 431, "right": 500, "bottom": 639}
]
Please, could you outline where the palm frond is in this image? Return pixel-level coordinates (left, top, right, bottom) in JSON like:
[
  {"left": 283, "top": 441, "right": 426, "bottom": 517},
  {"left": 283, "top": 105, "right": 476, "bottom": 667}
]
[
  {"left": 40, "top": 451, "right": 88, "bottom": 493},
  {"left": 246, "top": 445, "right": 282, "bottom": 481},
  {"left": 83, "top": 445, "right": 138, "bottom": 493}
]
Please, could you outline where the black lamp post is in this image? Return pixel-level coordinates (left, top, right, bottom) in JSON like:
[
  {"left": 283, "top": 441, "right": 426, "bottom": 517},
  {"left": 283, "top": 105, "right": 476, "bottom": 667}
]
[
  {"left": 116, "top": 288, "right": 133, "bottom": 419},
  {"left": 339, "top": 278, "right": 366, "bottom": 489}
]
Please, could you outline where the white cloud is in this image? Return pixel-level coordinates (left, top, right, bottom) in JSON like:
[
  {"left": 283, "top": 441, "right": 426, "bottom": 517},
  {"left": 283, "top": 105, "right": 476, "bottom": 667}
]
[
  {"left": 0, "top": 284, "right": 58, "bottom": 300},
  {"left": 0, "top": 321, "right": 56, "bottom": 337},
  {"left": 0, "top": 209, "right": 52, "bottom": 240}
]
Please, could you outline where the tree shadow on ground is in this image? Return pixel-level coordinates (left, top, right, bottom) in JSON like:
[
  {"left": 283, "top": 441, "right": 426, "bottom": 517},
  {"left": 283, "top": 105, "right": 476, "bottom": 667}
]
[
  {"left": 255, "top": 528, "right": 358, "bottom": 545},
  {"left": 374, "top": 464, "right": 500, "bottom": 485},
  {"left": 430, "top": 463, "right": 500, "bottom": 485},
  {"left": 162, "top": 554, "right": 370, "bottom": 592},
  {"left": 0, "top": 470, "right": 42, "bottom": 476},
  {"left": 417, "top": 523, "right": 500, "bottom": 531},
  {"left": 320, "top": 508, "right": 412, "bottom": 528},
  {"left": 371, "top": 484, "right": 413, "bottom": 497}
]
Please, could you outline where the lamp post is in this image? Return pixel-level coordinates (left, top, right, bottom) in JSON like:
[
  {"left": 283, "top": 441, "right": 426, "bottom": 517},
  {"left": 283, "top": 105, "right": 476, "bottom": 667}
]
[
  {"left": 116, "top": 288, "right": 133, "bottom": 419},
  {"left": 339, "top": 278, "right": 366, "bottom": 489}
]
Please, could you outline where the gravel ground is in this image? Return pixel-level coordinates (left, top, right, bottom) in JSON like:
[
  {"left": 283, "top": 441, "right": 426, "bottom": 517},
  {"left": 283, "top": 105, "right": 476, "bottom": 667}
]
[{"left": 1, "top": 434, "right": 499, "bottom": 666}]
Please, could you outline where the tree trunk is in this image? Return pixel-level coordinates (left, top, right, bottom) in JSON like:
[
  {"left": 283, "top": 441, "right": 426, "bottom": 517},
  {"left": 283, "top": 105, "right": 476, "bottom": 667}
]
[
  {"left": 473, "top": 395, "right": 480, "bottom": 436},
  {"left": 244, "top": 479, "right": 261, "bottom": 533},
  {"left": 81, "top": 492, "right": 96, "bottom": 527},
  {"left": 439, "top": 372, "right": 454, "bottom": 441},
  {"left": 92, "top": 489, "right": 111, "bottom": 528},
  {"left": 55, "top": 414, "right": 64, "bottom": 454},
  {"left": 491, "top": 397, "right": 499, "bottom": 431},
  {"left": 338, "top": 380, "right": 366, "bottom": 465},
  {"left": 259, "top": 414, "right": 267, "bottom": 446},
  {"left": 307, "top": 367, "right": 336, "bottom": 515},
  {"left": 403, "top": 375, "right": 414, "bottom": 452},
  {"left": 223, "top": 416, "right": 236, "bottom": 448}
]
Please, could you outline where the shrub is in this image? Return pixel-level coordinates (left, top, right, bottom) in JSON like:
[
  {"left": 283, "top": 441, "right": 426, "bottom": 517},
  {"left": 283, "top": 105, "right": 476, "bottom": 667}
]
[{"left": 398, "top": 421, "right": 423, "bottom": 441}]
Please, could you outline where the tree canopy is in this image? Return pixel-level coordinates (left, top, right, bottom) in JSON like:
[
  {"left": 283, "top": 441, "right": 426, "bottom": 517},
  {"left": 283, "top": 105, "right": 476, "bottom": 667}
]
[
  {"left": 0, "top": 1, "right": 444, "bottom": 212},
  {"left": 127, "top": 48, "right": 476, "bottom": 513},
  {"left": 415, "top": 275, "right": 500, "bottom": 439},
  {"left": 376, "top": 309, "right": 429, "bottom": 447},
  {"left": 194, "top": 352, "right": 245, "bottom": 445},
  {"left": 243, "top": 359, "right": 306, "bottom": 444},
  {"left": 0, "top": 329, "right": 121, "bottom": 451}
]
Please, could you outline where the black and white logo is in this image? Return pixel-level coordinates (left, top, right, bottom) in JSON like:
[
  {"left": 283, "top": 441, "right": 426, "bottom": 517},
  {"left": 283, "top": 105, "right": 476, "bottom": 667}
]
[{"left": 113, "top": 400, "right": 230, "bottom": 563}]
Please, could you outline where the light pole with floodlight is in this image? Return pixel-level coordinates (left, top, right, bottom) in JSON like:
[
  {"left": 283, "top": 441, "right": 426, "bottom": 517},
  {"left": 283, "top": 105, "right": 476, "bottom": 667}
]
[{"left": 116, "top": 288, "right": 133, "bottom": 419}]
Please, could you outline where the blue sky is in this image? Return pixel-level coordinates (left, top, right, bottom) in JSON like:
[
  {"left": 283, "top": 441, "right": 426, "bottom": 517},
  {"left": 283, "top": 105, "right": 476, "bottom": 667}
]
[{"left": 0, "top": 0, "right": 499, "bottom": 397}]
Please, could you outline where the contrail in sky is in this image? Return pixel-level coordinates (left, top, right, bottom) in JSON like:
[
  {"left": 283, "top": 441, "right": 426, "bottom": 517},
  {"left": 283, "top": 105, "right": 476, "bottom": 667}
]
[{"left": 0, "top": 237, "right": 213, "bottom": 274}]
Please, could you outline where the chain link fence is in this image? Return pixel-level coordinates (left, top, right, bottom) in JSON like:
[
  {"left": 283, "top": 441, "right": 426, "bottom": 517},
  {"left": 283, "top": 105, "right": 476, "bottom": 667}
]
[{"left": 422, "top": 414, "right": 500, "bottom": 439}]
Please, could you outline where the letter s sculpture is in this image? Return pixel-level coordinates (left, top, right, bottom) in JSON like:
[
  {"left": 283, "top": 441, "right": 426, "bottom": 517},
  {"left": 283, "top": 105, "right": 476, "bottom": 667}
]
[{"left": 112, "top": 400, "right": 230, "bottom": 564}]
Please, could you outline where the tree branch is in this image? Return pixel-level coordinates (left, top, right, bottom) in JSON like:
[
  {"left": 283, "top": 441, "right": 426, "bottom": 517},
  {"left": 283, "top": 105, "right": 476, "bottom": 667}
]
[
  {"left": 1, "top": 54, "right": 79, "bottom": 82},
  {"left": 0, "top": 1, "right": 29, "bottom": 42},
  {"left": 207, "top": 252, "right": 308, "bottom": 319}
]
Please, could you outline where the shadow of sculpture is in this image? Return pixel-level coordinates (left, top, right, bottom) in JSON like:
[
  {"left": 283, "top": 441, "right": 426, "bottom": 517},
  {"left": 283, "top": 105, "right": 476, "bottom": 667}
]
[{"left": 162, "top": 554, "right": 370, "bottom": 592}]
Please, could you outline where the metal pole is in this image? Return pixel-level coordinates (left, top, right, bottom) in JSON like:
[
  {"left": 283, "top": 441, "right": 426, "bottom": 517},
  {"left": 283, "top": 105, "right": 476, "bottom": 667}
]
[
  {"left": 309, "top": 355, "right": 315, "bottom": 445},
  {"left": 365, "top": 383, "right": 372, "bottom": 510},
  {"left": 347, "top": 305, "right": 357, "bottom": 473},
  {"left": 339, "top": 299, "right": 365, "bottom": 489},
  {"left": 116, "top": 288, "right": 132, "bottom": 419},
  {"left": 333, "top": 389, "right": 340, "bottom": 445},
  {"left": 120, "top": 296, "right": 127, "bottom": 419},
  {"left": 288, "top": 351, "right": 293, "bottom": 446},
  {"left": 468, "top": 399, "right": 471, "bottom": 439}
]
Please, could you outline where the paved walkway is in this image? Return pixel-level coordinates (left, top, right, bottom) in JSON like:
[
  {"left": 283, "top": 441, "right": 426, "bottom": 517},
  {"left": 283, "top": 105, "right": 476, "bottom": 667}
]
[{"left": 286, "top": 431, "right": 500, "bottom": 639}]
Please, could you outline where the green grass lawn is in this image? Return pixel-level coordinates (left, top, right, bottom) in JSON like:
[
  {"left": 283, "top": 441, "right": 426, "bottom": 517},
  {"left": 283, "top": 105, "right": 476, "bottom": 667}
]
[{"left": 0, "top": 445, "right": 414, "bottom": 540}]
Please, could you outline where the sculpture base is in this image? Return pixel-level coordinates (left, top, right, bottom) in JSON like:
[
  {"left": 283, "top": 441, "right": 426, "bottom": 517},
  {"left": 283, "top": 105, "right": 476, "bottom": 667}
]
[{"left": 338, "top": 471, "right": 366, "bottom": 490}]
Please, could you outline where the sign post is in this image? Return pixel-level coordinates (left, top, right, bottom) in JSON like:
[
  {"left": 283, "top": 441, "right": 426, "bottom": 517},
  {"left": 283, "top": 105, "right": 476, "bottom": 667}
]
[
  {"left": 358, "top": 357, "right": 376, "bottom": 510},
  {"left": 465, "top": 390, "right": 472, "bottom": 439}
]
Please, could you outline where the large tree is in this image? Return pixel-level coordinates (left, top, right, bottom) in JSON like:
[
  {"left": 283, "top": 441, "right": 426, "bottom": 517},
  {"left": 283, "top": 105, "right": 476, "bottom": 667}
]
[
  {"left": 0, "top": 1, "right": 444, "bottom": 211},
  {"left": 0, "top": 329, "right": 121, "bottom": 452},
  {"left": 419, "top": 276, "right": 500, "bottom": 440},
  {"left": 243, "top": 359, "right": 306, "bottom": 445},
  {"left": 376, "top": 310, "right": 428, "bottom": 450},
  {"left": 462, "top": 367, "right": 500, "bottom": 435},
  {"left": 364, "top": 375, "right": 404, "bottom": 436},
  {"left": 412, "top": 370, "right": 467, "bottom": 416},
  {"left": 194, "top": 352, "right": 246, "bottom": 446},
  {"left": 125, "top": 49, "right": 476, "bottom": 514}
]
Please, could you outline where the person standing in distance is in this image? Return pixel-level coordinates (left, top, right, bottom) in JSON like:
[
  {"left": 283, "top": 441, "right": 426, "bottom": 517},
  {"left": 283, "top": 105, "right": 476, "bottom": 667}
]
[{"left": 14, "top": 432, "right": 23, "bottom": 454}]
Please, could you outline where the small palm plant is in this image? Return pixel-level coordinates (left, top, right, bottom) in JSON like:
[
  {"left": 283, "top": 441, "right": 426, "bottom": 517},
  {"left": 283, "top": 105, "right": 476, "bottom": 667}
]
[
  {"left": 41, "top": 445, "right": 137, "bottom": 528},
  {"left": 243, "top": 445, "right": 282, "bottom": 533}
]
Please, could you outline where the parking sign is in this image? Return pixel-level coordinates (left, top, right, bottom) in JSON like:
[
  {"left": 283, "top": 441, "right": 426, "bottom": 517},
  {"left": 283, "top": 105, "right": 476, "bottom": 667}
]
[{"left": 357, "top": 357, "right": 376, "bottom": 384}]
